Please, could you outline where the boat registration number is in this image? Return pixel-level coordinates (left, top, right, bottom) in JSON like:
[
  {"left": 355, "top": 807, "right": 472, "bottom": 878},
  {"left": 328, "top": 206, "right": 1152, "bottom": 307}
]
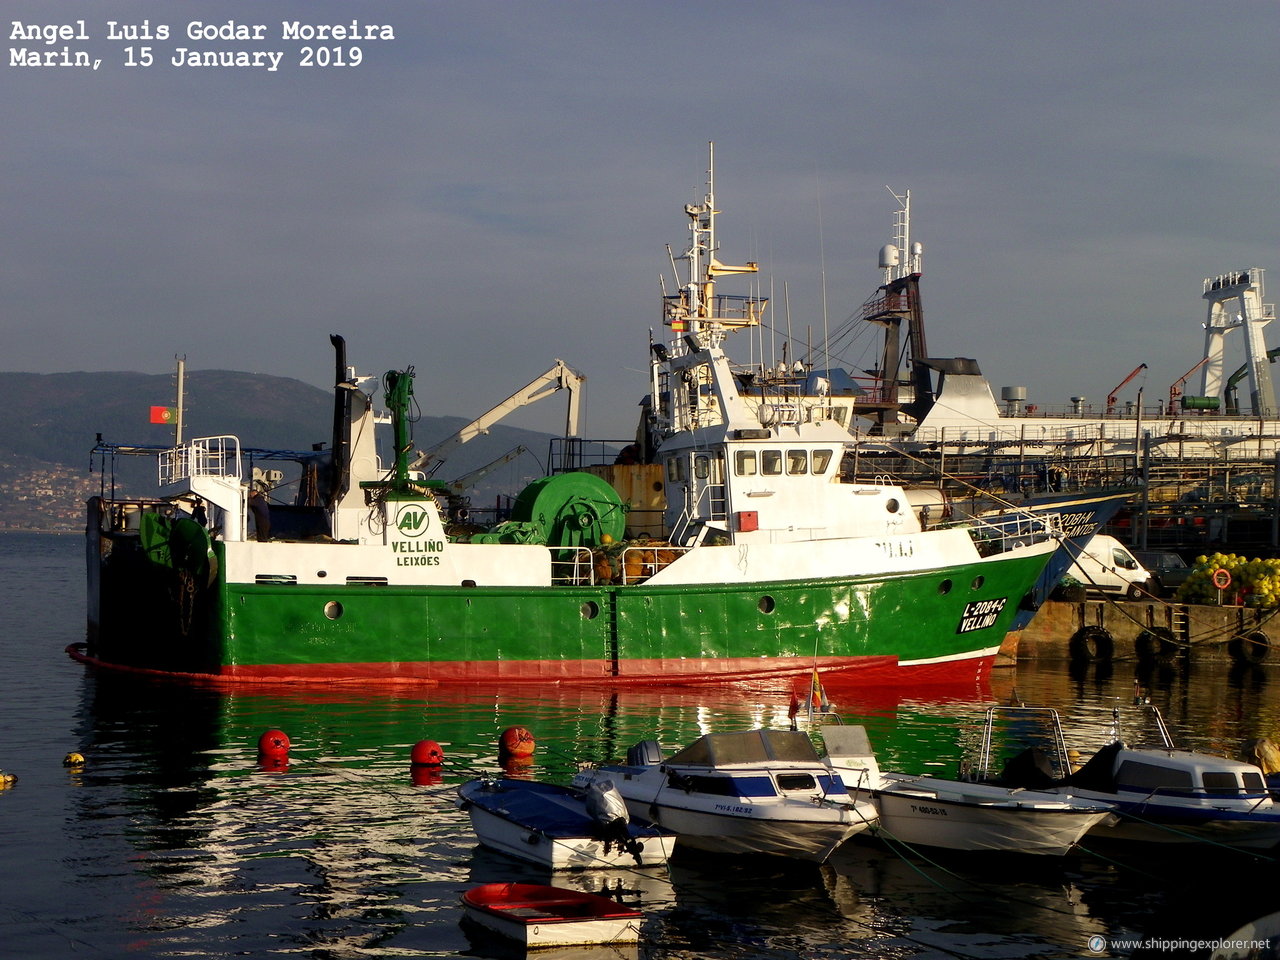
[
  {"left": 909, "top": 803, "right": 948, "bottom": 816},
  {"left": 955, "top": 597, "right": 1008, "bottom": 633}
]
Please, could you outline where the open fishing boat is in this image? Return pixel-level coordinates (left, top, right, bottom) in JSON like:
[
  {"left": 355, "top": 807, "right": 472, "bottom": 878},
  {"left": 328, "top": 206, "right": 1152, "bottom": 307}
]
[
  {"left": 982, "top": 705, "right": 1280, "bottom": 850},
  {"left": 456, "top": 777, "right": 674, "bottom": 870},
  {"left": 573, "top": 728, "right": 877, "bottom": 863},
  {"left": 822, "top": 725, "right": 1115, "bottom": 856},
  {"left": 79, "top": 147, "right": 1060, "bottom": 685},
  {"left": 460, "top": 882, "right": 642, "bottom": 949}
]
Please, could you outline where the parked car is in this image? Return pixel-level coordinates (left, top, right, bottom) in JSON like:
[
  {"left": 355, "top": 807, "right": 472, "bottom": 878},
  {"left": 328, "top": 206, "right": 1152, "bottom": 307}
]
[
  {"left": 1065, "top": 535, "right": 1152, "bottom": 599},
  {"left": 1133, "top": 550, "right": 1193, "bottom": 597}
]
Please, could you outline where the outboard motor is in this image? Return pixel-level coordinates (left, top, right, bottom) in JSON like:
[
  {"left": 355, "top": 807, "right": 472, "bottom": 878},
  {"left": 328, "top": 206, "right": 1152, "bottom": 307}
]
[
  {"left": 584, "top": 778, "right": 643, "bottom": 864},
  {"left": 626, "top": 740, "right": 663, "bottom": 766},
  {"left": 585, "top": 778, "right": 630, "bottom": 829}
]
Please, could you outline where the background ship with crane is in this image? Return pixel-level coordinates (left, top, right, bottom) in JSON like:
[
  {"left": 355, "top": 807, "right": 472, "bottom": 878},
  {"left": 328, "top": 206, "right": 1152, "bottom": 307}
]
[{"left": 832, "top": 192, "right": 1280, "bottom": 557}]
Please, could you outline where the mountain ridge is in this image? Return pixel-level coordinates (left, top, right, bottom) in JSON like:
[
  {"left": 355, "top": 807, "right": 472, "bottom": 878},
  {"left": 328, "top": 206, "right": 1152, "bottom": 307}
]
[{"left": 0, "top": 369, "right": 579, "bottom": 531}]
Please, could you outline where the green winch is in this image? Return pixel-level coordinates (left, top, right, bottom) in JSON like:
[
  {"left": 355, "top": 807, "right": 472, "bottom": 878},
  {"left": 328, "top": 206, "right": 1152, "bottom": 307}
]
[{"left": 473, "top": 472, "right": 627, "bottom": 549}]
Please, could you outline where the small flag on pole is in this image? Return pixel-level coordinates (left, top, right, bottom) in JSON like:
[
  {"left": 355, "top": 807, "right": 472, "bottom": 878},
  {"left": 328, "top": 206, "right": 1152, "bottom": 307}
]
[
  {"left": 809, "top": 669, "right": 829, "bottom": 712},
  {"left": 150, "top": 406, "right": 176, "bottom": 424}
]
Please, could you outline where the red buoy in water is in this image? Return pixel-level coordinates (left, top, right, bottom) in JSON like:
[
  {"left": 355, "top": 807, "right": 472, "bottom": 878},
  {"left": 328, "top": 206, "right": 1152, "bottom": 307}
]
[
  {"left": 411, "top": 739, "right": 444, "bottom": 766},
  {"left": 498, "top": 726, "right": 536, "bottom": 760},
  {"left": 258, "top": 729, "right": 290, "bottom": 767}
]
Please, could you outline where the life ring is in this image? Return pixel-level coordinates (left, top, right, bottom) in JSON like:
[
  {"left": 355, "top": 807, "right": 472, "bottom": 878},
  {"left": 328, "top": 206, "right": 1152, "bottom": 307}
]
[
  {"left": 1212, "top": 568, "right": 1232, "bottom": 590},
  {"left": 1135, "top": 626, "right": 1180, "bottom": 662},
  {"left": 1228, "top": 631, "right": 1271, "bottom": 665},
  {"left": 1068, "top": 625, "right": 1114, "bottom": 663}
]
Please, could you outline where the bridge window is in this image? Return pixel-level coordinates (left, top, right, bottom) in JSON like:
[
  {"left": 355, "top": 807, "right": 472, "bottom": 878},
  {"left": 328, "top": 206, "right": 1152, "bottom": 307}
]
[
  {"left": 761, "top": 450, "right": 782, "bottom": 476},
  {"left": 812, "top": 449, "right": 834, "bottom": 475},
  {"left": 786, "top": 450, "right": 808, "bottom": 475},
  {"left": 735, "top": 451, "right": 758, "bottom": 476}
]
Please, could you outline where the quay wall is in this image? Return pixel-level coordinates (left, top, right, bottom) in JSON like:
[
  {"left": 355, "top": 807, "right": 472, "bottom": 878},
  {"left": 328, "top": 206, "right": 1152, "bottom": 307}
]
[{"left": 1006, "top": 599, "right": 1280, "bottom": 665}]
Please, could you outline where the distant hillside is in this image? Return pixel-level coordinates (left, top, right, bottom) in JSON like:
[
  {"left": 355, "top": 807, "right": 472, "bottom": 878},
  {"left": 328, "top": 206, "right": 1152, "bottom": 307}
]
[{"left": 0, "top": 370, "right": 582, "bottom": 531}]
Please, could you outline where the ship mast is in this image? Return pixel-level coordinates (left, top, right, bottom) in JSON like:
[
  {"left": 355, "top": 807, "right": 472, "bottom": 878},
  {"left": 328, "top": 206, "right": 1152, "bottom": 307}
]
[
  {"left": 864, "top": 188, "right": 932, "bottom": 422},
  {"left": 679, "top": 142, "right": 717, "bottom": 349},
  {"left": 665, "top": 142, "right": 762, "bottom": 353},
  {"left": 882, "top": 188, "right": 922, "bottom": 284},
  {"left": 174, "top": 355, "right": 186, "bottom": 445}
]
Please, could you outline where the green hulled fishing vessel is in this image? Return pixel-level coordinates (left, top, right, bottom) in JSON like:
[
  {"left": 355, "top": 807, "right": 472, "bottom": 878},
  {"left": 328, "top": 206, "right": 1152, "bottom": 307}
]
[{"left": 80, "top": 149, "right": 1060, "bottom": 685}]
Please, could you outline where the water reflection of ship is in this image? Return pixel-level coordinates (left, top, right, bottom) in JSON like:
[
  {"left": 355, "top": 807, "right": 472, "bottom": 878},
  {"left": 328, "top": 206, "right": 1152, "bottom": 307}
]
[
  {"left": 63, "top": 661, "right": 1280, "bottom": 958},
  {"left": 827, "top": 842, "right": 1108, "bottom": 949},
  {"left": 66, "top": 671, "right": 992, "bottom": 848},
  {"left": 82, "top": 666, "right": 1023, "bottom": 762},
  {"left": 66, "top": 675, "right": 926, "bottom": 955}
]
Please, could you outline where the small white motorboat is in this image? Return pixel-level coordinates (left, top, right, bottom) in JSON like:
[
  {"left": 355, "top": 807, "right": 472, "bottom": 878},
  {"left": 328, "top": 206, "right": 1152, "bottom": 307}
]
[
  {"left": 981, "top": 705, "right": 1280, "bottom": 850},
  {"left": 457, "top": 777, "right": 674, "bottom": 870},
  {"left": 573, "top": 728, "right": 877, "bottom": 863},
  {"left": 822, "top": 724, "right": 1116, "bottom": 856},
  {"left": 460, "top": 882, "right": 642, "bottom": 949}
]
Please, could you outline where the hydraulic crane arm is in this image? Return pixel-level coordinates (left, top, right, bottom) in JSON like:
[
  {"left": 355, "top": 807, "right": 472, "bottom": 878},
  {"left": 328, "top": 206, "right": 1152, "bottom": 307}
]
[
  {"left": 409, "top": 360, "right": 585, "bottom": 473},
  {"left": 1106, "top": 363, "right": 1147, "bottom": 415}
]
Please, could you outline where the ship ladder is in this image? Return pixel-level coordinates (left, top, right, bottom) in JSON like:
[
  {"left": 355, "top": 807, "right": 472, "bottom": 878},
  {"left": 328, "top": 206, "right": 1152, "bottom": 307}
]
[{"left": 1169, "top": 606, "right": 1190, "bottom": 648}]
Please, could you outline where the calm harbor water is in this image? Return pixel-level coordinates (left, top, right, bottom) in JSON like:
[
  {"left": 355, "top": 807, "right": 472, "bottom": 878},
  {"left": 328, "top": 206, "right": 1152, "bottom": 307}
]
[{"left": 3, "top": 530, "right": 1278, "bottom": 959}]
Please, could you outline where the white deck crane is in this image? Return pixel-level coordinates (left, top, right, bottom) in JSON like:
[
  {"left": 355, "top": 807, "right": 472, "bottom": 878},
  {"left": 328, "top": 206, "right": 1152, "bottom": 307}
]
[{"left": 409, "top": 360, "right": 585, "bottom": 475}]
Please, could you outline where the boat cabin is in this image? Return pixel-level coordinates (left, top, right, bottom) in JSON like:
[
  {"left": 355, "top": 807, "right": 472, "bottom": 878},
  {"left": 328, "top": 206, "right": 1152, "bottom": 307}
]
[
  {"left": 622, "top": 729, "right": 848, "bottom": 799},
  {"left": 1070, "top": 743, "right": 1272, "bottom": 804}
]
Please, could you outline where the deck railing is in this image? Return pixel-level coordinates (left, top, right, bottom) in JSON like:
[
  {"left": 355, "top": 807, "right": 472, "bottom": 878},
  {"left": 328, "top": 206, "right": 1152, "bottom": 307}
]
[{"left": 159, "top": 436, "right": 242, "bottom": 486}]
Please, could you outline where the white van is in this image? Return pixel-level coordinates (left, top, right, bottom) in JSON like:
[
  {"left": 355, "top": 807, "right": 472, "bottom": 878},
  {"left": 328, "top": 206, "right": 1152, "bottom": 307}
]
[{"left": 1065, "top": 535, "right": 1152, "bottom": 598}]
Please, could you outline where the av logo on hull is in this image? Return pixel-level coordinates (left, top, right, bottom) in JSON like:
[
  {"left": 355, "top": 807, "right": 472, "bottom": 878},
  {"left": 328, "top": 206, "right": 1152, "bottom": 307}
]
[{"left": 395, "top": 504, "right": 432, "bottom": 537}]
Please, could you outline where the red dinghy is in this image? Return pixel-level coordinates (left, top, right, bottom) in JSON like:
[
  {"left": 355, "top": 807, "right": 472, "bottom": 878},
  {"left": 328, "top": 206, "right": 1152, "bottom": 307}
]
[{"left": 460, "top": 882, "right": 642, "bottom": 949}]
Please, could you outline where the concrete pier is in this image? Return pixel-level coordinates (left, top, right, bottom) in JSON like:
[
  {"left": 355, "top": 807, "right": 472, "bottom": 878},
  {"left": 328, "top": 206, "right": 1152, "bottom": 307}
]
[{"left": 1007, "top": 599, "right": 1278, "bottom": 665}]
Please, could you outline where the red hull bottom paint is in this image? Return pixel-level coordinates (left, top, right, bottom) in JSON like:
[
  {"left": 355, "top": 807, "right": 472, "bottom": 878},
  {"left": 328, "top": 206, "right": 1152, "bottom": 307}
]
[{"left": 68, "top": 643, "right": 996, "bottom": 687}]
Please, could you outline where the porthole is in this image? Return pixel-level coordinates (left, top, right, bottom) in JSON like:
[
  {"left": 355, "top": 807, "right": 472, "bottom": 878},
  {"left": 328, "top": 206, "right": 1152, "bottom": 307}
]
[
  {"left": 885, "top": 498, "right": 899, "bottom": 514},
  {"left": 317, "top": 570, "right": 328, "bottom": 578},
  {"left": 971, "top": 576, "right": 985, "bottom": 590},
  {"left": 324, "top": 601, "right": 344, "bottom": 620},
  {"left": 581, "top": 601, "right": 600, "bottom": 619},
  {"left": 759, "top": 595, "right": 776, "bottom": 614},
  {"left": 937, "top": 579, "right": 953, "bottom": 595}
]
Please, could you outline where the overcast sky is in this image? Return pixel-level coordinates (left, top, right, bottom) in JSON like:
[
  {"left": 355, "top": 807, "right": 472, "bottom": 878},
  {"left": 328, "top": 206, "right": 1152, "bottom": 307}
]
[{"left": 7, "top": 1, "right": 1280, "bottom": 439}]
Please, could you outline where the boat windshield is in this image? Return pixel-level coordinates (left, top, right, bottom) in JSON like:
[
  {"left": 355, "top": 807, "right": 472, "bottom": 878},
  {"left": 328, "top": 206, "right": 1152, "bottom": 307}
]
[{"left": 667, "top": 729, "right": 820, "bottom": 767}]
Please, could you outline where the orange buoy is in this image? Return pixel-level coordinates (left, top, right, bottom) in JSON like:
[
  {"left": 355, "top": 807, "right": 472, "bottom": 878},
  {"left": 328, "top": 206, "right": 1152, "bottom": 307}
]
[
  {"left": 257, "top": 729, "right": 290, "bottom": 768},
  {"left": 498, "top": 725, "right": 536, "bottom": 760},
  {"left": 411, "top": 740, "right": 444, "bottom": 767}
]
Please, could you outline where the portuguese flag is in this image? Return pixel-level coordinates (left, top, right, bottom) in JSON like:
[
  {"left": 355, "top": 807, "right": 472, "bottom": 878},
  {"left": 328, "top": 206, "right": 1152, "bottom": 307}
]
[{"left": 150, "top": 406, "right": 176, "bottom": 424}]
